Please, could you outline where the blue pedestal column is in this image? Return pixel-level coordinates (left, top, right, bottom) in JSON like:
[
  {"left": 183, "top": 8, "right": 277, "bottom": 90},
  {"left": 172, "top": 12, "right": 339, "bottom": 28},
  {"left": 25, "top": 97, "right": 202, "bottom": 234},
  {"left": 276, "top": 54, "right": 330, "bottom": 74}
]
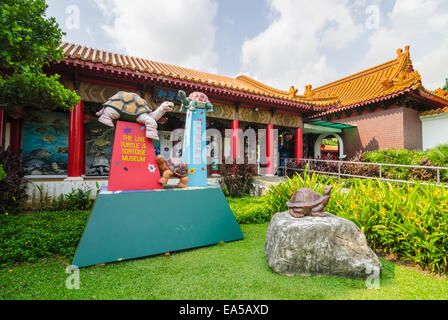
[{"left": 182, "top": 109, "right": 207, "bottom": 187}]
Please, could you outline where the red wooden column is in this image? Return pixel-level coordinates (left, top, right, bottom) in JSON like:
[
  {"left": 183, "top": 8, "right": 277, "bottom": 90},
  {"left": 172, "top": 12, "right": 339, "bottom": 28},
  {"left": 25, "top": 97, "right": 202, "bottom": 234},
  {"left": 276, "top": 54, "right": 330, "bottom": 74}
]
[
  {"left": 231, "top": 119, "right": 239, "bottom": 163},
  {"left": 265, "top": 123, "right": 275, "bottom": 176},
  {"left": 9, "top": 118, "right": 23, "bottom": 153},
  {"left": 295, "top": 127, "right": 303, "bottom": 159},
  {"left": 67, "top": 102, "right": 85, "bottom": 179},
  {"left": 230, "top": 104, "right": 240, "bottom": 164}
]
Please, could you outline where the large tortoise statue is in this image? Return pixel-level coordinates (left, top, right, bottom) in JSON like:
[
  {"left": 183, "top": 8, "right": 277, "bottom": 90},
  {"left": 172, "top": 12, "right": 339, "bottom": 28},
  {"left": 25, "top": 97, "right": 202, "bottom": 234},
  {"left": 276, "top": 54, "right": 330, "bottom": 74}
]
[
  {"left": 286, "top": 186, "right": 333, "bottom": 218},
  {"left": 156, "top": 155, "right": 189, "bottom": 188},
  {"left": 96, "top": 91, "right": 173, "bottom": 140},
  {"left": 178, "top": 90, "right": 213, "bottom": 113}
]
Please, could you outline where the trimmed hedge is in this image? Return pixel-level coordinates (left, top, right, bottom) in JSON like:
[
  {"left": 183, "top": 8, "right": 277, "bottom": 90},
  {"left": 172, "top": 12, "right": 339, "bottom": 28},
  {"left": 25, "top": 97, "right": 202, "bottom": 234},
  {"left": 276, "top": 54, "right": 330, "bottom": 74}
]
[
  {"left": 0, "top": 210, "right": 90, "bottom": 267},
  {"left": 227, "top": 196, "right": 271, "bottom": 224}
]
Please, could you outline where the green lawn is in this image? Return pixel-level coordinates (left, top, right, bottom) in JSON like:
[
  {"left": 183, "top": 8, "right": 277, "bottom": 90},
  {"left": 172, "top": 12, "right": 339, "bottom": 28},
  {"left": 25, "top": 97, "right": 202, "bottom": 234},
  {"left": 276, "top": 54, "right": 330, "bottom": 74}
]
[{"left": 1, "top": 223, "right": 448, "bottom": 300}]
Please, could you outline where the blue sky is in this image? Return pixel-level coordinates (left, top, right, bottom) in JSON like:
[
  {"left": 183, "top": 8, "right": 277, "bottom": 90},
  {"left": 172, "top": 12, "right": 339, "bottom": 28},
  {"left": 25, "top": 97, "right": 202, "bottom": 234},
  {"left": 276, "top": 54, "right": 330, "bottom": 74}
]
[{"left": 46, "top": 0, "right": 448, "bottom": 91}]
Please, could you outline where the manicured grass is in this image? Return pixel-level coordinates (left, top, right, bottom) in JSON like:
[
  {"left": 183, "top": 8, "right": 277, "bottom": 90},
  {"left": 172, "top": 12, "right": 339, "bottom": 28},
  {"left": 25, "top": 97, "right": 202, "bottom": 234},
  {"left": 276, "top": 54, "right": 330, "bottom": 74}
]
[{"left": 1, "top": 223, "right": 448, "bottom": 300}]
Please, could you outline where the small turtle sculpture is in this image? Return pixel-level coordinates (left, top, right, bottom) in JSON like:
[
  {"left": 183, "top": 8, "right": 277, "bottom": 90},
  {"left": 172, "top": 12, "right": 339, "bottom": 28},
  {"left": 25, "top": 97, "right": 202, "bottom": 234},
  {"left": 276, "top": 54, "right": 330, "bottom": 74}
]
[
  {"left": 156, "top": 155, "right": 189, "bottom": 188},
  {"left": 178, "top": 90, "right": 214, "bottom": 113},
  {"left": 286, "top": 186, "right": 333, "bottom": 218},
  {"left": 96, "top": 91, "right": 174, "bottom": 140},
  {"left": 87, "top": 156, "right": 110, "bottom": 176}
]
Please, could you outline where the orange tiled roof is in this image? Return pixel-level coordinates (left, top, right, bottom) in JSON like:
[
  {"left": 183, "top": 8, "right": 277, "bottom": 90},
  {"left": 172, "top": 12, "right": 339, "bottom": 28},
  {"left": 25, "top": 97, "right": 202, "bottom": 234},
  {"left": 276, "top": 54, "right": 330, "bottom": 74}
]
[
  {"left": 420, "top": 106, "right": 448, "bottom": 117},
  {"left": 60, "top": 42, "right": 315, "bottom": 105},
  {"left": 59, "top": 43, "right": 448, "bottom": 110},
  {"left": 304, "top": 46, "right": 428, "bottom": 108}
]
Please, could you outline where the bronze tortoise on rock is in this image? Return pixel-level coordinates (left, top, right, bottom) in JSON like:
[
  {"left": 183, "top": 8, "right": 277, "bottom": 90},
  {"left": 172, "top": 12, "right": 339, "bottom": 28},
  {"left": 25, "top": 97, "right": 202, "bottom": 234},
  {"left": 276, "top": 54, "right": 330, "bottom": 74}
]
[{"left": 286, "top": 185, "right": 333, "bottom": 218}]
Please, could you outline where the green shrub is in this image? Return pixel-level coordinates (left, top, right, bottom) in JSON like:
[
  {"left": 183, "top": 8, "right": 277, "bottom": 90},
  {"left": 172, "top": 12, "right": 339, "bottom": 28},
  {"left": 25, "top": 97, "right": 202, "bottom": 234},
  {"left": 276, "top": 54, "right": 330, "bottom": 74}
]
[
  {"left": 0, "top": 210, "right": 90, "bottom": 267},
  {"left": 219, "top": 165, "right": 255, "bottom": 198},
  {"left": 62, "top": 188, "right": 93, "bottom": 211},
  {"left": 360, "top": 146, "right": 448, "bottom": 183},
  {"left": 34, "top": 185, "right": 97, "bottom": 212},
  {"left": 265, "top": 169, "right": 448, "bottom": 273},
  {"left": 0, "top": 148, "right": 28, "bottom": 215},
  {"left": 228, "top": 196, "right": 271, "bottom": 224},
  {"left": 427, "top": 144, "right": 448, "bottom": 167}
]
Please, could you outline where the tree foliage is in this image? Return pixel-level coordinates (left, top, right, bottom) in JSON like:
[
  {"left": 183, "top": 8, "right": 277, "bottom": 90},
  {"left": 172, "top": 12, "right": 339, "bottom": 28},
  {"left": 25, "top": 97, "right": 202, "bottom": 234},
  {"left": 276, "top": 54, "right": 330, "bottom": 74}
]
[{"left": 0, "top": 0, "right": 80, "bottom": 111}]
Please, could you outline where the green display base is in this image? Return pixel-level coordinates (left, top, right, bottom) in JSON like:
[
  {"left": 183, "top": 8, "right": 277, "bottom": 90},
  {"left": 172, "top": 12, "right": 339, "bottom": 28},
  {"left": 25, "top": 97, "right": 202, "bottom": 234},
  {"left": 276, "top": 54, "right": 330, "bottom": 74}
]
[{"left": 72, "top": 186, "right": 244, "bottom": 268}]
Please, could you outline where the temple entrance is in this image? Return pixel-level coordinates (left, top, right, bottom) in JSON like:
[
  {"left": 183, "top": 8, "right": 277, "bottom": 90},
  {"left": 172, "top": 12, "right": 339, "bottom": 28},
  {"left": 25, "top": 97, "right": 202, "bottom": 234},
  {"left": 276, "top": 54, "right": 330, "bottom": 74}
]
[
  {"left": 302, "top": 121, "right": 355, "bottom": 159},
  {"left": 314, "top": 133, "right": 345, "bottom": 160}
]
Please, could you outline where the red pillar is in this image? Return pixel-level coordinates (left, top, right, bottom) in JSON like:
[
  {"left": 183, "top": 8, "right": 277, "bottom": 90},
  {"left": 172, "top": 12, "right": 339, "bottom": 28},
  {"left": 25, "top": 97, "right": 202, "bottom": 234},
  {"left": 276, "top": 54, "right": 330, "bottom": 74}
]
[
  {"left": 68, "top": 102, "right": 85, "bottom": 178},
  {"left": 295, "top": 127, "right": 303, "bottom": 159},
  {"left": 231, "top": 120, "right": 239, "bottom": 163},
  {"left": 266, "top": 124, "right": 275, "bottom": 176},
  {"left": 9, "top": 118, "right": 23, "bottom": 153}
]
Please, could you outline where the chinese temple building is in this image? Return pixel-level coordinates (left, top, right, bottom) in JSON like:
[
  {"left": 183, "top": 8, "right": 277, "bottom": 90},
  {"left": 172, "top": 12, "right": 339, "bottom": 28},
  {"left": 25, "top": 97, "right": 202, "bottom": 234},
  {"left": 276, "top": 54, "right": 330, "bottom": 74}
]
[
  {"left": 307, "top": 46, "right": 448, "bottom": 158},
  {"left": 1, "top": 43, "right": 447, "bottom": 203}
]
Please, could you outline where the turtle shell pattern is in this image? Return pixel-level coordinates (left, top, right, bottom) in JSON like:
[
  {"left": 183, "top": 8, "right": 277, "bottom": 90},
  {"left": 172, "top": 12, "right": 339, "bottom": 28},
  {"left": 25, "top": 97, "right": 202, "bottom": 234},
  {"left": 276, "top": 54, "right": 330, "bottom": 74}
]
[
  {"left": 286, "top": 188, "right": 325, "bottom": 208},
  {"left": 166, "top": 158, "right": 188, "bottom": 178},
  {"left": 188, "top": 92, "right": 209, "bottom": 103},
  {"left": 103, "top": 92, "right": 150, "bottom": 117}
]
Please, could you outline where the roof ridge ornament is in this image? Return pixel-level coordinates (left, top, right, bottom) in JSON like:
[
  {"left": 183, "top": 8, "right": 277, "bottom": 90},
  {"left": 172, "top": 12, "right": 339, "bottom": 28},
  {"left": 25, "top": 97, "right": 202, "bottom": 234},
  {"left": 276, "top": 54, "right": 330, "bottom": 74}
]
[
  {"left": 381, "top": 45, "right": 420, "bottom": 90},
  {"left": 396, "top": 45, "right": 410, "bottom": 58},
  {"left": 304, "top": 85, "right": 314, "bottom": 99},
  {"left": 289, "top": 86, "right": 298, "bottom": 98}
]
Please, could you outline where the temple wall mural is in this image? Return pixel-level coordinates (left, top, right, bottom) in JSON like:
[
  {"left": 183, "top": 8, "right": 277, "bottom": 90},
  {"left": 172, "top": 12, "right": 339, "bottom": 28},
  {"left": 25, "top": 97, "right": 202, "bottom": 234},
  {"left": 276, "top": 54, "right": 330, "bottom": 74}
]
[
  {"left": 85, "top": 120, "right": 114, "bottom": 176},
  {"left": 22, "top": 110, "right": 69, "bottom": 175}
]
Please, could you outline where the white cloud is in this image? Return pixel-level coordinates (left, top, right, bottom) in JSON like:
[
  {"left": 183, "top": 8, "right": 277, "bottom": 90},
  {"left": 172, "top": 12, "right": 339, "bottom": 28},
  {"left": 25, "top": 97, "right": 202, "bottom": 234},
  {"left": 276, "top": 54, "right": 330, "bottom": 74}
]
[
  {"left": 361, "top": 0, "right": 448, "bottom": 89},
  {"left": 239, "top": 0, "right": 363, "bottom": 91},
  {"left": 240, "top": 0, "right": 448, "bottom": 92},
  {"left": 94, "top": 0, "right": 219, "bottom": 73}
]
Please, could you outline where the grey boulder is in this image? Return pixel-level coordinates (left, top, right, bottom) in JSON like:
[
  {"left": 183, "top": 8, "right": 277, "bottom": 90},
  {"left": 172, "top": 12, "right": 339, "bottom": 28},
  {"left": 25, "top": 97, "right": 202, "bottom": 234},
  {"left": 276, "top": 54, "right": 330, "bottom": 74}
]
[{"left": 265, "top": 211, "right": 382, "bottom": 279}]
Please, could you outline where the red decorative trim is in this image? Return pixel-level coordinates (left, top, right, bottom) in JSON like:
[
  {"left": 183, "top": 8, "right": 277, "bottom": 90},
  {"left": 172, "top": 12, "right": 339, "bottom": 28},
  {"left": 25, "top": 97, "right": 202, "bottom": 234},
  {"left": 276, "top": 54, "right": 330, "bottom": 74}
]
[
  {"left": 411, "top": 88, "right": 448, "bottom": 108},
  {"left": 310, "top": 86, "right": 416, "bottom": 119},
  {"left": 50, "top": 58, "right": 319, "bottom": 113},
  {"left": 209, "top": 98, "right": 235, "bottom": 106}
]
